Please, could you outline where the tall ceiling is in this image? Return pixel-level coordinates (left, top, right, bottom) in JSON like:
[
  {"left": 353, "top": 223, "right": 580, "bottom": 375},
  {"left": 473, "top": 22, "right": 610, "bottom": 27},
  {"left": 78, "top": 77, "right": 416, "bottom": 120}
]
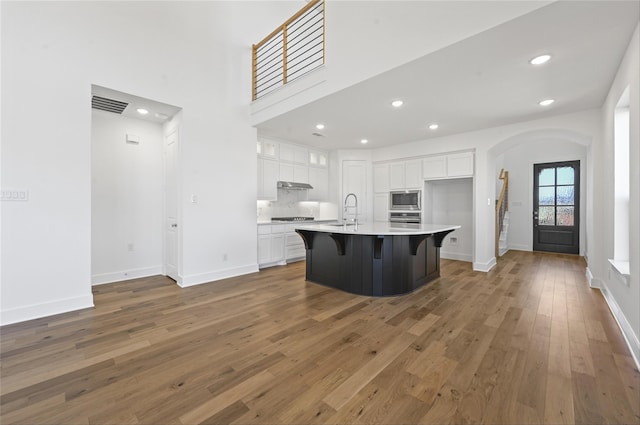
[{"left": 256, "top": 1, "right": 640, "bottom": 150}]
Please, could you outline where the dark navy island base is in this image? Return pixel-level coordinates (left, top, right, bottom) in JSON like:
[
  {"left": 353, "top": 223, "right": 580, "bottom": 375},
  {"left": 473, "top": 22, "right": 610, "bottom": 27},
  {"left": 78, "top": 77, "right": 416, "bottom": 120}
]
[{"left": 295, "top": 223, "right": 458, "bottom": 296}]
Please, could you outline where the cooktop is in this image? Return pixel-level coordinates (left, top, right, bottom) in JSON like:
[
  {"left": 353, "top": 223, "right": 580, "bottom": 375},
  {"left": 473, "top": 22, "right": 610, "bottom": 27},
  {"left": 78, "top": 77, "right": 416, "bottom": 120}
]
[{"left": 271, "top": 217, "right": 315, "bottom": 222}]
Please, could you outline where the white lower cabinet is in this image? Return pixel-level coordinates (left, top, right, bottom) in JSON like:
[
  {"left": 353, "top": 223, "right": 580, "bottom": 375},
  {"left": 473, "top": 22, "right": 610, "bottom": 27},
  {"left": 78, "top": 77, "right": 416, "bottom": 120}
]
[
  {"left": 285, "top": 227, "right": 305, "bottom": 262},
  {"left": 257, "top": 225, "right": 285, "bottom": 268},
  {"left": 258, "top": 224, "right": 306, "bottom": 268}
]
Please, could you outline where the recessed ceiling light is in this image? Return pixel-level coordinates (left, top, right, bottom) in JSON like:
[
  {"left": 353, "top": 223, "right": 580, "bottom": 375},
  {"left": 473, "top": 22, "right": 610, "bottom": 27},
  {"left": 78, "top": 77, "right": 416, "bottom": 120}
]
[
  {"left": 539, "top": 99, "right": 555, "bottom": 106},
  {"left": 391, "top": 100, "right": 403, "bottom": 108},
  {"left": 136, "top": 108, "right": 149, "bottom": 115},
  {"left": 316, "top": 123, "right": 325, "bottom": 130},
  {"left": 530, "top": 54, "right": 551, "bottom": 65},
  {"left": 428, "top": 123, "right": 439, "bottom": 130},
  {"left": 360, "top": 139, "right": 368, "bottom": 144}
]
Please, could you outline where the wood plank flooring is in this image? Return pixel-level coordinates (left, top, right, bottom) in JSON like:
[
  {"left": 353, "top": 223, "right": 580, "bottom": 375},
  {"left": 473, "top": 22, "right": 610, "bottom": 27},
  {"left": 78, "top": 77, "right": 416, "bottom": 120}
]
[{"left": 1, "top": 251, "right": 638, "bottom": 424}]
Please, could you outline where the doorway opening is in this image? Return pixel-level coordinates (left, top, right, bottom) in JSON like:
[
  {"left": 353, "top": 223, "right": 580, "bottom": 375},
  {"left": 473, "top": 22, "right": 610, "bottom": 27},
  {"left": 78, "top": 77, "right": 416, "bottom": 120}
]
[
  {"left": 90, "top": 85, "right": 182, "bottom": 285},
  {"left": 533, "top": 160, "right": 580, "bottom": 254}
]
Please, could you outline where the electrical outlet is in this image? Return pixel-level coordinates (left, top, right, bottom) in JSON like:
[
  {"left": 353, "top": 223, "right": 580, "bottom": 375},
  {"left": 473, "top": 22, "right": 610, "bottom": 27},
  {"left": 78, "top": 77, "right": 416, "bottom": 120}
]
[
  {"left": 128, "top": 243, "right": 134, "bottom": 252},
  {"left": 450, "top": 237, "right": 458, "bottom": 246},
  {"left": 223, "top": 253, "right": 228, "bottom": 261}
]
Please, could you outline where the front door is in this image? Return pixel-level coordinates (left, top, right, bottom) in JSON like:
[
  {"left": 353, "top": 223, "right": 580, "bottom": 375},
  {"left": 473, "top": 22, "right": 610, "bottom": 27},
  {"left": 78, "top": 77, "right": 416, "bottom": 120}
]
[{"left": 533, "top": 161, "right": 580, "bottom": 254}]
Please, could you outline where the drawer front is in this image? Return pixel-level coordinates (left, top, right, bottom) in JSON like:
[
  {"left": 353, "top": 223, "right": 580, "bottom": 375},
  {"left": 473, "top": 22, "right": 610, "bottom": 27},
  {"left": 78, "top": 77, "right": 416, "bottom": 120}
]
[
  {"left": 271, "top": 224, "right": 286, "bottom": 234},
  {"left": 257, "top": 225, "right": 271, "bottom": 235}
]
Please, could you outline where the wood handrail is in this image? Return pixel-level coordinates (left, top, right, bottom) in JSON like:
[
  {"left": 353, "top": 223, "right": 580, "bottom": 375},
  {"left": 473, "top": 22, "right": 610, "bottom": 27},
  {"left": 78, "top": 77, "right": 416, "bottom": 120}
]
[
  {"left": 252, "top": 0, "right": 324, "bottom": 101},
  {"left": 495, "top": 169, "right": 509, "bottom": 258},
  {"left": 254, "top": 0, "right": 322, "bottom": 50}
]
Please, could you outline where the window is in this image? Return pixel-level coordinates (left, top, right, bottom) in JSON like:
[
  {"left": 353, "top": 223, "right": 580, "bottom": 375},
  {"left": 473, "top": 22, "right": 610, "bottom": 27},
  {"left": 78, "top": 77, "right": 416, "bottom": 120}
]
[{"left": 611, "top": 86, "right": 630, "bottom": 282}]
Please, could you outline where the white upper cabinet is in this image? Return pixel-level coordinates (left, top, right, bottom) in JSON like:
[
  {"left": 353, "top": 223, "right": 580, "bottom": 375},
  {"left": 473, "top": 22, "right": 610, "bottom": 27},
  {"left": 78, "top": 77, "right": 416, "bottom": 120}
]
[
  {"left": 447, "top": 152, "right": 474, "bottom": 177},
  {"left": 280, "top": 143, "right": 308, "bottom": 165},
  {"left": 422, "top": 152, "right": 474, "bottom": 180},
  {"left": 308, "top": 167, "right": 328, "bottom": 201},
  {"left": 279, "top": 163, "right": 308, "bottom": 183},
  {"left": 389, "top": 162, "right": 406, "bottom": 190},
  {"left": 257, "top": 139, "right": 329, "bottom": 201},
  {"left": 257, "top": 139, "right": 278, "bottom": 159},
  {"left": 293, "top": 164, "right": 308, "bottom": 183},
  {"left": 373, "top": 163, "right": 389, "bottom": 193},
  {"left": 388, "top": 160, "right": 422, "bottom": 190},
  {"left": 257, "top": 158, "right": 278, "bottom": 200},
  {"left": 422, "top": 156, "right": 448, "bottom": 180},
  {"left": 404, "top": 160, "right": 422, "bottom": 188},
  {"left": 309, "top": 150, "right": 328, "bottom": 168}
]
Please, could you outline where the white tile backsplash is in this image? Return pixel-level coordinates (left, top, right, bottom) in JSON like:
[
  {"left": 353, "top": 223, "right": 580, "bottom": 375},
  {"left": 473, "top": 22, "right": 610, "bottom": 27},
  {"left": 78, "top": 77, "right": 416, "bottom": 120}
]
[{"left": 257, "top": 190, "right": 337, "bottom": 221}]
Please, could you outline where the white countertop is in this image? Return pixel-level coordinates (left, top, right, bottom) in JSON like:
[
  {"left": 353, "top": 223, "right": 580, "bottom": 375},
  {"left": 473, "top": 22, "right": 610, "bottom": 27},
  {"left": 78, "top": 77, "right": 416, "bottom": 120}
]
[
  {"left": 258, "top": 219, "right": 338, "bottom": 225},
  {"left": 294, "top": 222, "right": 461, "bottom": 236}
]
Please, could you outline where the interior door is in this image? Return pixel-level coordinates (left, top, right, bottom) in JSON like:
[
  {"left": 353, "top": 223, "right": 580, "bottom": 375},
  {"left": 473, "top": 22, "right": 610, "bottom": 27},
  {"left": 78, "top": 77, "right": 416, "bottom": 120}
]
[
  {"left": 165, "top": 129, "right": 179, "bottom": 281},
  {"left": 533, "top": 161, "right": 580, "bottom": 254}
]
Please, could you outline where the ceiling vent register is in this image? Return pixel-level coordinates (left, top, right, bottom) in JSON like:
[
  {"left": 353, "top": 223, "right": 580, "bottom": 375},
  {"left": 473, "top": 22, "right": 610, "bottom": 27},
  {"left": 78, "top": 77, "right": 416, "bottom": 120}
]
[{"left": 91, "top": 95, "right": 128, "bottom": 114}]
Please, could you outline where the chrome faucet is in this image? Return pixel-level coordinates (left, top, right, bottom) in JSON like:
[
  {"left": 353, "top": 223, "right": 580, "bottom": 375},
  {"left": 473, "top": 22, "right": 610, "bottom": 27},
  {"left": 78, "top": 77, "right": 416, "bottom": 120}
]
[{"left": 343, "top": 192, "right": 358, "bottom": 228}]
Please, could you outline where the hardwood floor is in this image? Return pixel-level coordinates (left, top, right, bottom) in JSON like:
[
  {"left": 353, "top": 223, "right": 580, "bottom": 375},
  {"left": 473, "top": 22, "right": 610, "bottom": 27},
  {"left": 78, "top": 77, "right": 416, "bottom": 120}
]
[{"left": 1, "top": 251, "right": 638, "bottom": 424}]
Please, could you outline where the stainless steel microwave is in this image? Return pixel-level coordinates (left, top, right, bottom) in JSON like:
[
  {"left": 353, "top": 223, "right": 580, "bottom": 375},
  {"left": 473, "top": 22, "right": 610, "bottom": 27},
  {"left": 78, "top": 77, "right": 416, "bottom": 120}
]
[{"left": 390, "top": 190, "right": 421, "bottom": 210}]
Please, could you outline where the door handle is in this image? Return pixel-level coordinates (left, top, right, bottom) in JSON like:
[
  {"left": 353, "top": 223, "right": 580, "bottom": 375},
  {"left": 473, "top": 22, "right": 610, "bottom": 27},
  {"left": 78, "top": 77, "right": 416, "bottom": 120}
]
[{"left": 533, "top": 211, "right": 538, "bottom": 227}]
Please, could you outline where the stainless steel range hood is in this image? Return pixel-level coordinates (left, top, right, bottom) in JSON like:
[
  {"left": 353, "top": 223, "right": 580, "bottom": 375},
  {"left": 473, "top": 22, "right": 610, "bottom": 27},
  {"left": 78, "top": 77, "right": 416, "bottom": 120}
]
[{"left": 277, "top": 181, "right": 313, "bottom": 190}]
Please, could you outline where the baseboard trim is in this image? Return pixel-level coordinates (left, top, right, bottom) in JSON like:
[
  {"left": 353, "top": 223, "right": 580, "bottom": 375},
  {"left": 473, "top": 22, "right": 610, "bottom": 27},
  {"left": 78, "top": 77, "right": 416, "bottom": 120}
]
[
  {"left": 508, "top": 244, "right": 530, "bottom": 251},
  {"left": 0, "top": 294, "right": 94, "bottom": 326},
  {"left": 179, "top": 264, "right": 259, "bottom": 288},
  {"left": 441, "top": 251, "right": 472, "bottom": 262},
  {"left": 585, "top": 266, "right": 603, "bottom": 289},
  {"left": 92, "top": 266, "right": 163, "bottom": 286},
  {"left": 597, "top": 281, "right": 640, "bottom": 370},
  {"left": 473, "top": 257, "right": 497, "bottom": 272}
]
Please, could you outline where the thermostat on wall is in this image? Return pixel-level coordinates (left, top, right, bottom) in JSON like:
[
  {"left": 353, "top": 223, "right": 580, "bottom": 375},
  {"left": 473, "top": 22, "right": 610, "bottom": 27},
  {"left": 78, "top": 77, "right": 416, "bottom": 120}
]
[{"left": 126, "top": 134, "right": 140, "bottom": 144}]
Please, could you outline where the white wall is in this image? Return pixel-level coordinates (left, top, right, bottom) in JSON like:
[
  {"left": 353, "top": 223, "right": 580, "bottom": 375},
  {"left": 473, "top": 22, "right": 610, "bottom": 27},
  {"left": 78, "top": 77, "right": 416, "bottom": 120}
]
[
  {"left": 0, "top": 1, "right": 304, "bottom": 324},
  {"left": 91, "top": 110, "right": 164, "bottom": 285},
  {"left": 501, "top": 139, "right": 587, "bottom": 253},
  {"left": 427, "top": 178, "right": 473, "bottom": 262},
  {"left": 592, "top": 25, "right": 639, "bottom": 364}
]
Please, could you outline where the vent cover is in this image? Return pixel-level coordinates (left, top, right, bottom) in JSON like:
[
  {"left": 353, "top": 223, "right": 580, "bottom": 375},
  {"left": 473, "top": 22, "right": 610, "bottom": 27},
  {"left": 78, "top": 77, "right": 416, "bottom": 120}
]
[{"left": 91, "top": 95, "right": 128, "bottom": 114}]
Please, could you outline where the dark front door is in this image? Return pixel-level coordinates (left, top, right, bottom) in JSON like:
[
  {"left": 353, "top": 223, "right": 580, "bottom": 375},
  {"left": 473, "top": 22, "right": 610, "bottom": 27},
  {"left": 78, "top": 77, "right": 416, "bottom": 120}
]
[{"left": 533, "top": 161, "right": 580, "bottom": 254}]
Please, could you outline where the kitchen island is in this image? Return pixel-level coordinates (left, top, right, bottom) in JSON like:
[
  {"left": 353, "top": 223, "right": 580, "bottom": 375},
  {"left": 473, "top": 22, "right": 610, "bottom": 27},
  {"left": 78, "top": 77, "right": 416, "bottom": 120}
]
[{"left": 295, "top": 222, "right": 460, "bottom": 296}]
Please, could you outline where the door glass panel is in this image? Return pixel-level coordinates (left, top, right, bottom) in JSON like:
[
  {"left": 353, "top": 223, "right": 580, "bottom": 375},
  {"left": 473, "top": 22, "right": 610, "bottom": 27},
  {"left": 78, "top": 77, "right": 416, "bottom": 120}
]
[
  {"left": 539, "top": 206, "right": 555, "bottom": 225},
  {"left": 557, "top": 206, "right": 574, "bottom": 226},
  {"left": 557, "top": 186, "right": 574, "bottom": 205},
  {"left": 557, "top": 166, "right": 574, "bottom": 185},
  {"left": 539, "top": 168, "right": 555, "bottom": 186},
  {"left": 539, "top": 187, "right": 555, "bottom": 205}
]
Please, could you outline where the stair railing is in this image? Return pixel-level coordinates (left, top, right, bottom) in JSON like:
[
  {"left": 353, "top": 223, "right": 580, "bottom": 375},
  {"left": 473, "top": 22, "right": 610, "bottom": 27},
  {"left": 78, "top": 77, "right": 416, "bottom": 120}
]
[
  {"left": 252, "top": 0, "right": 325, "bottom": 101},
  {"left": 495, "top": 169, "right": 509, "bottom": 258}
]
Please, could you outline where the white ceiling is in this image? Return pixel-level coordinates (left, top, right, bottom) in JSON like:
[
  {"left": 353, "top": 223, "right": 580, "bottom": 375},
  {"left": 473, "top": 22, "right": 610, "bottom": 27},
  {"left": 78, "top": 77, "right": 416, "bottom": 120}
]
[
  {"left": 91, "top": 85, "right": 181, "bottom": 124},
  {"left": 256, "top": 1, "right": 640, "bottom": 150}
]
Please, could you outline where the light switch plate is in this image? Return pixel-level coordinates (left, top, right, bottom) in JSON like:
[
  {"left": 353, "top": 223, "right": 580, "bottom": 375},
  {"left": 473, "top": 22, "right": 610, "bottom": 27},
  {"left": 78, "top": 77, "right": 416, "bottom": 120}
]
[{"left": 1, "top": 189, "right": 29, "bottom": 201}]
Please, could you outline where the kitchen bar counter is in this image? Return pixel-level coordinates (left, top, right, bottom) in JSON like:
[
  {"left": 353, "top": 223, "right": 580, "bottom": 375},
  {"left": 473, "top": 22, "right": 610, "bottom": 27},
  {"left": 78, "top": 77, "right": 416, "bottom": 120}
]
[
  {"left": 295, "top": 223, "right": 460, "bottom": 296},
  {"left": 294, "top": 222, "right": 460, "bottom": 236}
]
